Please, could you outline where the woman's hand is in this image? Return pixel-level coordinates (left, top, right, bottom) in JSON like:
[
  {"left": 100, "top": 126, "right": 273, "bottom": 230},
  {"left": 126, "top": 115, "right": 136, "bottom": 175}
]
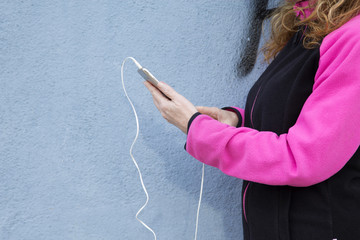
[
  {"left": 143, "top": 81, "right": 198, "bottom": 134},
  {"left": 196, "top": 106, "right": 239, "bottom": 127}
]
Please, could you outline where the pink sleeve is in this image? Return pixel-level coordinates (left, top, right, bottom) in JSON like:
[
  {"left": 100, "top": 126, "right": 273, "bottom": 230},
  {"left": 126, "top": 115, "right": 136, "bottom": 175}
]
[{"left": 185, "top": 16, "right": 360, "bottom": 187}]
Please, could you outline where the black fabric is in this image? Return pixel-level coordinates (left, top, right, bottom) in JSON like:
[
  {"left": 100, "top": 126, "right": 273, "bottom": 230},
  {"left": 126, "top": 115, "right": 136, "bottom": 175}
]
[
  {"left": 240, "top": 26, "right": 360, "bottom": 240},
  {"left": 221, "top": 106, "right": 243, "bottom": 127},
  {"left": 183, "top": 25, "right": 360, "bottom": 239},
  {"left": 184, "top": 112, "right": 202, "bottom": 150}
]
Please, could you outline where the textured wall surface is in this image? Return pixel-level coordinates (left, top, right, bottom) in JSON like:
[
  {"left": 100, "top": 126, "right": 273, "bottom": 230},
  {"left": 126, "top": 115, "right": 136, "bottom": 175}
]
[{"left": 1, "top": 0, "right": 280, "bottom": 239}]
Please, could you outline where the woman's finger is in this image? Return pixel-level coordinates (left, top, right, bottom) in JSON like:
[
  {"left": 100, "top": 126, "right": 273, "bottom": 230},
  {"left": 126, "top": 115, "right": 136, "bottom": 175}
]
[
  {"left": 196, "top": 106, "right": 219, "bottom": 119},
  {"left": 196, "top": 106, "right": 216, "bottom": 115},
  {"left": 144, "top": 81, "right": 166, "bottom": 112},
  {"left": 143, "top": 80, "right": 158, "bottom": 94},
  {"left": 196, "top": 106, "right": 208, "bottom": 112},
  {"left": 156, "top": 81, "right": 179, "bottom": 100},
  {"left": 143, "top": 81, "right": 170, "bottom": 103}
]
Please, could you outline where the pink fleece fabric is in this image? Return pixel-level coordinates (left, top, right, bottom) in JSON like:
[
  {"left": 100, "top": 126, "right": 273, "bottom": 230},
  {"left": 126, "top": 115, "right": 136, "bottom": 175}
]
[{"left": 186, "top": 14, "right": 360, "bottom": 187}]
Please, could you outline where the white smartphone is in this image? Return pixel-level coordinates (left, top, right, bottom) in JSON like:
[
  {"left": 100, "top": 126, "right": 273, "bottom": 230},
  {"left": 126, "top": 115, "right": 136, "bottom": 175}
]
[
  {"left": 138, "top": 67, "right": 171, "bottom": 100},
  {"left": 137, "top": 68, "right": 160, "bottom": 86}
]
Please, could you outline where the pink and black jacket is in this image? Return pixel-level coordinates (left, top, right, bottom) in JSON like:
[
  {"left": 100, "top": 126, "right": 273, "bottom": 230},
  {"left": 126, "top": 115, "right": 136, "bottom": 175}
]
[{"left": 184, "top": 5, "right": 360, "bottom": 240}]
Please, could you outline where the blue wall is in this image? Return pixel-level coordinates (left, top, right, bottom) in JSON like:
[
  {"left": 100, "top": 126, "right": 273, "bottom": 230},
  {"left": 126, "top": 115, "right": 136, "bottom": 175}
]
[{"left": 1, "top": 0, "right": 280, "bottom": 239}]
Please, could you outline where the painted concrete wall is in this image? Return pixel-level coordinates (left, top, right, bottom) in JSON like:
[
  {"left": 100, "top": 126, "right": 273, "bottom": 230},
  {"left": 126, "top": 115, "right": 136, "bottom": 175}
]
[{"left": 1, "top": 0, "right": 280, "bottom": 239}]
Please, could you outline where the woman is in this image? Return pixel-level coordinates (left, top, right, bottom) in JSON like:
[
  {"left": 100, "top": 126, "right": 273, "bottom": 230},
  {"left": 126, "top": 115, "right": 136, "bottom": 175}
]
[{"left": 144, "top": 0, "right": 360, "bottom": 239}]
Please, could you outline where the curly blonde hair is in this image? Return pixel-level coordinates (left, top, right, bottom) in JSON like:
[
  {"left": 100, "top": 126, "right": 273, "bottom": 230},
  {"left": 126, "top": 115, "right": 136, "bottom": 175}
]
[{"left": 262, "top": 0, "right": 360, "bottom": 62}]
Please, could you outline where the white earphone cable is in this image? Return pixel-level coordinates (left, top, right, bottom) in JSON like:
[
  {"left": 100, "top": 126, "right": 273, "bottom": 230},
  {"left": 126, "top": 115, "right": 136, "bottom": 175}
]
[
  {"left": 121, "top": 57, "right": 157, "bottom": 240},
  {"left": 194, "top": 163, "right": 205, "bottom": 240},
  {"left": 121, "top": 57, "right": 204, "bottom": 240}
]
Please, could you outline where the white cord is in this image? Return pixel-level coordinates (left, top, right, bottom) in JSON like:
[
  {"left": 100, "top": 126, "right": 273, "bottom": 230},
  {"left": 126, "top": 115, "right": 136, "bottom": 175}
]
[
  {"left": 194, "top": 163, "right": 205, "bottom": 240},
  {"left": 121, "top": 57, "right": 205, "bottom": 240},
  {"left": 121, "top": 57, "right": 157, "bottom": 240}
]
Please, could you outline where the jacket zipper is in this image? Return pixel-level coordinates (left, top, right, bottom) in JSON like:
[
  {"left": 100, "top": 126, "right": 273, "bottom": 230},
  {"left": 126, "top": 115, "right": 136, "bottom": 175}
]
[
  {"left": 251, "top": 85, "right": 262, "bottom": 128},
  {"left": 243, "top": 84, "right": 262, "bottom": 223},
  {"left": 243, "top": 181, "right": 251, "bottom": 223}
]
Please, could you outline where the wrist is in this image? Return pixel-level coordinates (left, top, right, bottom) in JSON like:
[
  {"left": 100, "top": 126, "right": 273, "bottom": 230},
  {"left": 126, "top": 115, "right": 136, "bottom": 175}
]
[
  {"left": 229, "top": 111, "right": 239, "bottom": 127},
  {"left": 221, "top": 107, "right": 241, "bottom": 127}
]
